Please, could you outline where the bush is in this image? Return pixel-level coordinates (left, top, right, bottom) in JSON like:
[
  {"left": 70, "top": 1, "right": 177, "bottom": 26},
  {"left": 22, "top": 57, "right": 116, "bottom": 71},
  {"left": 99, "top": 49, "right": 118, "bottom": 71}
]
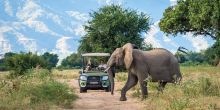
[
  {"left": 29, "top": 80, "right": 76, "bottom": 108},
  {"left": 61, "top": 53, "right": 81, "bottom": 69},
  {"left": 5, "top": 53, "right": 48, "bottom": 77},
  {"left": 0, "top": 69, "right": 77, "bottom": 109}
]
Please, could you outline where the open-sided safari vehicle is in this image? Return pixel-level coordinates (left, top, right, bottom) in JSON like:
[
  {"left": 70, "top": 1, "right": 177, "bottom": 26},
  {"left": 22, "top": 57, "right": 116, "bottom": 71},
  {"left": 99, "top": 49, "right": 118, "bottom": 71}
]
[{"left": 78, "top": 53, "right": 111, "bottom": 93}]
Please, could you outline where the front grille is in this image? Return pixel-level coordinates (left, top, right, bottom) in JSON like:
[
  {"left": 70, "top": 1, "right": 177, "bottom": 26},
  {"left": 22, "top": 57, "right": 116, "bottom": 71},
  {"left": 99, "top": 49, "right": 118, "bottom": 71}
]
[{"left": 87, "top": 76, "right": 100, "bottom": 82}]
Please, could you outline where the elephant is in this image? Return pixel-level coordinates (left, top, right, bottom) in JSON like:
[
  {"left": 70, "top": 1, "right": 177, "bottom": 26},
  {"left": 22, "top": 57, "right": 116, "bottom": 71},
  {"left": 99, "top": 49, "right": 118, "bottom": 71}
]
[{"left": 105, "top": 43, "right": 182, "bottom": 101}]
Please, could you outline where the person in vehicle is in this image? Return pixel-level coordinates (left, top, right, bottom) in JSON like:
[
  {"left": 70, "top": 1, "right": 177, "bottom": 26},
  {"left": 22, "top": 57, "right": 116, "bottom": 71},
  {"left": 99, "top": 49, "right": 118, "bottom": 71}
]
[
  {"left": 85, "top": 59, "right": 92, "bottom": 72},
  {"left": 98, "top": 61, "right": 107, "bottom": 70}
]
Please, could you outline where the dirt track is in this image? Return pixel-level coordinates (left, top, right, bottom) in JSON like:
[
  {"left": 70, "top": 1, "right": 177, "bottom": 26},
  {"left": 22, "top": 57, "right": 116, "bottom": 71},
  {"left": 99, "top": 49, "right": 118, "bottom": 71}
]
[{"left": 66, "top": 79, "right": 145, "bottom": 110}]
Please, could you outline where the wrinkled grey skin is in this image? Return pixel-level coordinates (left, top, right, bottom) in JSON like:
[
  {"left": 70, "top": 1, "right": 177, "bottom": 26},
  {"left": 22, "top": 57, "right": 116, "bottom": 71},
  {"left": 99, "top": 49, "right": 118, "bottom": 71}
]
[{"left": 106, "top": 43, "right": 182, "bottom": 101}]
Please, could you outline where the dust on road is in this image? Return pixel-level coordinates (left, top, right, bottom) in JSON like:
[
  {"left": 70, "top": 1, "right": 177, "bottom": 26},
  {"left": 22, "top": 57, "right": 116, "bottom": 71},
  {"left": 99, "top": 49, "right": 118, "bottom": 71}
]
[{"left": 65, "top": 79, "right": 145, "bottom": 110}]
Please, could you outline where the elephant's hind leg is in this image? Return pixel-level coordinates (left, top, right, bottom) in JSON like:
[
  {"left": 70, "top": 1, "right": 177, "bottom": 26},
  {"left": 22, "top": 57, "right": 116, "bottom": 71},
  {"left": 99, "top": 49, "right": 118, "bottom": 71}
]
[
  {"left": 157, "top": 81, "right": 167, "bottom": 94},
  {"left": 120, "top": 73, "right": 138, "bottom": 101}
]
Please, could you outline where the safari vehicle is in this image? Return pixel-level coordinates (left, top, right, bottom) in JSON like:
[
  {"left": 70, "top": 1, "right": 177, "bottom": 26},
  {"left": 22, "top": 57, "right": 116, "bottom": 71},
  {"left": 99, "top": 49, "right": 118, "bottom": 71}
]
[{"left": 78, "top": 53, "right": 111, "bottom": 93}]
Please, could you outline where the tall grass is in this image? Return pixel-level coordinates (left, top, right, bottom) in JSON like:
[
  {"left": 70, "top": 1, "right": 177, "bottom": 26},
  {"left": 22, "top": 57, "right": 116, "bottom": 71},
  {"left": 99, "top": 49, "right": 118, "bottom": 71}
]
[
  {"left": 115, "top": 66, "right": 220, "bottom": 110},
  {"left": 0, "top": 69, "right": 77, "bottom": 110},
  {"left": 52, "top": 69, "right": 80, "bottom": 79}
]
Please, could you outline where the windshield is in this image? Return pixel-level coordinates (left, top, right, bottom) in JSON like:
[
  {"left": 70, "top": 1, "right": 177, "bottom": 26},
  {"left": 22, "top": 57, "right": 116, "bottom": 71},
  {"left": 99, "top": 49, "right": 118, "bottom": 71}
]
[{"left": 82, "top": 56, "right": 108, "bottom": 73}]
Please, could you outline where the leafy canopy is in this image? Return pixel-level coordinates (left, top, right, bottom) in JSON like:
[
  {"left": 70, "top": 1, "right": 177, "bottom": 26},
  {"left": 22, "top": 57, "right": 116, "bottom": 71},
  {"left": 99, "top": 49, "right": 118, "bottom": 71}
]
[
  {"left": 205, "top": 40, "right": 220, "bottom": 65},
  {"left": 61, "top": 53, "right": 81, "bottom": 68},
  {"left": 159, "top": 0, "right": 220, "bottom": 66},
  {"left": 78, "top": 5, "right": 150, "bottom": 53},
  {"left": 42, "top": 52, "right": 59, "bottom": 69},
  {"left": 159, "top": 0, "right": 220, "bottom": 39}
]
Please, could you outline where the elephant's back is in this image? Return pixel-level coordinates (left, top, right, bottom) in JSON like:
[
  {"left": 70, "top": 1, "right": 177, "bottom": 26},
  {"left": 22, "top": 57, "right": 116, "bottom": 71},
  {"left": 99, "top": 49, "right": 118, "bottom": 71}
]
[
  {"left": 145, "top": 48, "right": 173, "bottom": 56},
  {"left": 144, "top": 48, "right": 176, "bottom": 62},
  {"left": 143, "top": 48, "right": 180, "bottom": 82}
]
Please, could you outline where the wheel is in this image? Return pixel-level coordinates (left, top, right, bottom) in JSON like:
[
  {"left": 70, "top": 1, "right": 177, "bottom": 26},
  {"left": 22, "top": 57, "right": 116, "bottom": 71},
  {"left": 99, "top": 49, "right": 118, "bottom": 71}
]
[
  {"left": 80, "top": 87, "right": 87, "bottom": 93},
  {"left": 105, "top": 86, "right": 111, "bottom": 92}
]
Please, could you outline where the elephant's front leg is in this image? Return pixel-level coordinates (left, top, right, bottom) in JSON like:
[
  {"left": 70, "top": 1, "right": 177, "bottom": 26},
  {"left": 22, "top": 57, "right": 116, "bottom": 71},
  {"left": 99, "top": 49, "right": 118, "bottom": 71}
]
[
  {"left": 138, "top": 74, "right": 148, "bottom": 100},
  {"left": 120, "top": 73, "right": 137, "bottom": 101}
]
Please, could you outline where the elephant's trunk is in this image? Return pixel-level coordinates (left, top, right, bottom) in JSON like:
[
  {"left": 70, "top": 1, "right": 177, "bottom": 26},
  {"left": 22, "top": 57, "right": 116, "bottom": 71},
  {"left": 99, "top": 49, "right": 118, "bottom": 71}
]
[
  {"left": 108, "top": 67, "right": 115, "bottom": 95},
  {"left": 106, "top": 54, "right": 116, "bottom": 95}
]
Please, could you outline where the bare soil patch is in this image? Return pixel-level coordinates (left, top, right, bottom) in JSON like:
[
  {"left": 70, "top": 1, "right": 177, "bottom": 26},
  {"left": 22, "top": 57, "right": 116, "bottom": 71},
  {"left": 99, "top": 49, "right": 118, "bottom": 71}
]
[{"left": 65, "top": 79, "right": 145, "bottom": 110}]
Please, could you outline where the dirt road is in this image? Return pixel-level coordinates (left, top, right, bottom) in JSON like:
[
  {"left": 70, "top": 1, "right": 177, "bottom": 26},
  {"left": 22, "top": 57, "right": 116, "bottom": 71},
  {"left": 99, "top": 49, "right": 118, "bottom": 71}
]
[{"left": 65, "top": 79, "right": 145, "bottom": 110}]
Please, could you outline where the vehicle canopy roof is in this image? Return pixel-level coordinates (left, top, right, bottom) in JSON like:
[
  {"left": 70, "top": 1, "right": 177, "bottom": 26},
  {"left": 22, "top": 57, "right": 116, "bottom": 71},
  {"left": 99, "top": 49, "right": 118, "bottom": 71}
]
[{"left": 81, "top": 53, "right": 110, "bottom": 57}]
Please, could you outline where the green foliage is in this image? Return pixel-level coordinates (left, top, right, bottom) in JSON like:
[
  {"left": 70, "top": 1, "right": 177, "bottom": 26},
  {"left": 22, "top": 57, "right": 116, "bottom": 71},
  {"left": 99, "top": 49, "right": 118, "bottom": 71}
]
[
  {"left": 176, "top": 51, "right": 209, "bottom": 66},
  {"left": 160, "top": 0, "right": 220, "bottom": 66},
  {"left": 61, "top": 53, "right": 81, "bottom": 68},
  {"left": 4, "top": 52, "right": 17, "bottom": 58},
  {"left": 0, "top": 69, "right": 77, "bottom": 109},
  {"left": 29, "top": 80, "right": 76, "bottom": 108},
  {"left": 0, "top": 59, "right": 7, "bottom": 71},
  {"left": 140, "top": 42, "right": 153, "bottom": 51},
  {"left": 41, "top": 52, "right": 59, "bottom": 69},
  {"left": 159, "top": 0, "right": 220, "bottom": 39},
  {"left": 169, "top": 98, "right": 190, "bottom": 110},
  {"left": 78, "top": 5, "right": 150, "bottom": 53},
  {"left": 5, "top": 52, "right": 48, "bottom": 77},
  {"left": 205, "top": 39, "right": 220, "bottom": 65},
  {"left": 0, "top": 52, "right": 16, "bottom": 71},
  {"left": 175, "top": 52, "right": 188, "bottom": 63}
]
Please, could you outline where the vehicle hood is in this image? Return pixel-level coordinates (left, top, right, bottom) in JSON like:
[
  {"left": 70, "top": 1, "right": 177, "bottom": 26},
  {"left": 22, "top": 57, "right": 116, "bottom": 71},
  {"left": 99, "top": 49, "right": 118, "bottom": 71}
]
[{"left": 81, "top": 72, "right": 108, "bottom": 76}]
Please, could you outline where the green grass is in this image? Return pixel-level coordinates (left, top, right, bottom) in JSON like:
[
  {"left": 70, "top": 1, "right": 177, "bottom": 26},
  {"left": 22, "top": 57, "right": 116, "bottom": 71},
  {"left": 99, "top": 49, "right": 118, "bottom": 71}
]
[
  {"left": 0, "top": 69, "right": 77, "bottom": 110},
  {"left": 115, "top": 66, "right": 220, "bottom": 110}
]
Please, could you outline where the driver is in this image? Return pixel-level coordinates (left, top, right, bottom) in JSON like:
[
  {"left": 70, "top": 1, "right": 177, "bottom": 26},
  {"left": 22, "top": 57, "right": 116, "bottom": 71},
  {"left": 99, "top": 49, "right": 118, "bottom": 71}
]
[{"left": 98, "top": 61, "right": 107, "bottom": 70}]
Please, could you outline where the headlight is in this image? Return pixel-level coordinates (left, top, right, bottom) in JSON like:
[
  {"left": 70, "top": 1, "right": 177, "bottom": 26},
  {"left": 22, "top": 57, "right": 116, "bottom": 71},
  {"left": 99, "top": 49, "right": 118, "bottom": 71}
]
[
  {"left": 80, "top": 75, "right": 87, "bottom": 80},
  {"left": 102, "top": 76, "right": 108, "bottom": 80}
]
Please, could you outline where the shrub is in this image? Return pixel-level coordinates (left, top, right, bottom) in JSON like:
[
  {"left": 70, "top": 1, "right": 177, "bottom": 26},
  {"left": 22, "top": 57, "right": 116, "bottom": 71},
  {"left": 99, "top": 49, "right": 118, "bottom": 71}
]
[
  {"left": 0, "top": 69, "right": 77, "bottom": 109},
  {"left": 29, "top": 80, "right": 77, "bottom": 108},
  {"left": 5, "top": 53, "right": 48, "bottom": 77}
]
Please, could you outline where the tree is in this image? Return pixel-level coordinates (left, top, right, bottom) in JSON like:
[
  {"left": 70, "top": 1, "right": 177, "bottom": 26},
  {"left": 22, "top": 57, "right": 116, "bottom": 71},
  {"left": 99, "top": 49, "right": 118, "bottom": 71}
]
[
  {"left": 141, "top": 42, "right": 153, "bottom": 51},
  {"left": 205, "top": 40, "right": 220, "bottom": 65},
  {"left": 78, "top": 5, "right": 150, "bottom": 53},
  {"left": 159, "top": 0, "right": 220, "bottom": 66},
  {"left": 41, "top": 52, "right": 59, "bottom": 69},
  {"left": 0, "top": 52, "right": 17, "bottom": 71},
  {"left": 159, "top": 0, "right": 220, "bottom": 39},
  {"left": 4, "top": 52, "right": 17, "bottom": 58},
  {"left": 61, "top": 53, "right": 81, "bottom": 68}
]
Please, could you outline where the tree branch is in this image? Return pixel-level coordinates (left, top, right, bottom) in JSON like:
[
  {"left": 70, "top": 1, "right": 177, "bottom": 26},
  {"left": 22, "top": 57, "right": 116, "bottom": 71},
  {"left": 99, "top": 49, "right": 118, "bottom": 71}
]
[{"left": 183, "top": 29, "right": 216, "bottom": 39}]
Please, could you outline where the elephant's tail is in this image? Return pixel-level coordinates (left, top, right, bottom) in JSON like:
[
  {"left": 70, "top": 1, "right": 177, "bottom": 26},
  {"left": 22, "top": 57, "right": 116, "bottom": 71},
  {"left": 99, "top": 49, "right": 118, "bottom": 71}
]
[
  {"left": 174, "top": 72, "right": 182, "bottom": 85},
  {"left": 171, "top": 57, "right": 182, "bottom": 85}
]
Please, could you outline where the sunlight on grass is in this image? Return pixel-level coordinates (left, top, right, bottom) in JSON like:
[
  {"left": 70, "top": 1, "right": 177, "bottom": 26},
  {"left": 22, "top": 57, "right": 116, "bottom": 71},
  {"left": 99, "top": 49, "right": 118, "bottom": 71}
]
[{"left": 52, "top": 69, "right": 80, "bottom": 79}]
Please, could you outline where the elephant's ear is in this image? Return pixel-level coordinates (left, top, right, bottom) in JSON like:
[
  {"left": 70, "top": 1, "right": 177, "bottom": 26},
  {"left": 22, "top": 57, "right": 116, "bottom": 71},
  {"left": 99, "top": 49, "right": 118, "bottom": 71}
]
[{"left": 122, "top": 43, "right": 133, "bottom": 69}]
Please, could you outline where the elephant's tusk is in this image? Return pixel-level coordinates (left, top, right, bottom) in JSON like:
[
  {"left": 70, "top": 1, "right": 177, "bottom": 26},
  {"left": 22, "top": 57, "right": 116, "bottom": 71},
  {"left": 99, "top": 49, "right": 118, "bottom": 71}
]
[{"left": 104, "top": 67, "right": 110, "bottom": 72}]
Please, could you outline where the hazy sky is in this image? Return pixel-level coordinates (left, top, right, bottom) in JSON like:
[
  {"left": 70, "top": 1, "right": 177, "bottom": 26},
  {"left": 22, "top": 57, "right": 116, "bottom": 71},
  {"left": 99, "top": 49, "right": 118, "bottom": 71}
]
[{"left": 0, "top": 0, "right": 215, "bottom": 62}]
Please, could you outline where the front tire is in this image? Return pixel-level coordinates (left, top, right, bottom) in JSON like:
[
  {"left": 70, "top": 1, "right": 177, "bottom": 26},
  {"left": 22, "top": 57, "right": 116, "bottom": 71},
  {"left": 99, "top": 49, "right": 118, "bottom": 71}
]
[{"left": 80, "top": 87, "right": 87, "bottom": 93}]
